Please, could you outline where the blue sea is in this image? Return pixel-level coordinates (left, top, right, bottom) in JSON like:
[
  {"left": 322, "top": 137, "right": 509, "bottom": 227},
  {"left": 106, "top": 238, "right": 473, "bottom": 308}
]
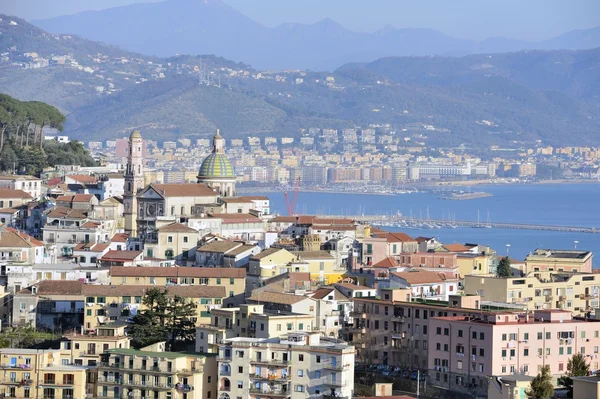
[{"left": 264, "top": 183, "right": 600, "bottom": 266}]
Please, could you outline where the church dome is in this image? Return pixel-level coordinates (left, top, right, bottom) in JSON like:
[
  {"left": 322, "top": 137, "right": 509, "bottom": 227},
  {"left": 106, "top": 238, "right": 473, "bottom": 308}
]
[{"left": 198, "top": 153, "right": 235, "bottom": 179}]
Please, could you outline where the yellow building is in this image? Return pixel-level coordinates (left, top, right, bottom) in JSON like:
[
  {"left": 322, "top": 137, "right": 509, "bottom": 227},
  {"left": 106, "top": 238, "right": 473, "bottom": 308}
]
[
  {"left": 464, "top": 272, "right": 600, "bottom": 316},
  {"left": 108, "top": 266, "right": 246, "bottom": 307},
  {"left": 0, "top": 348, "right": 87, "bottom": 399},
  {"left": 456, "top": 252, "right": 495, "bottom": 277},
  {"left": 524, "top": 249, "right": 593, "bottom": 274},
  {"left": 248, "top": 248, "right": 341, "bottom": 284},
  {"left": 97, "top": 343, "right": 216, "bottom": 399},
  {"left": 83, "top": 284, "right": 226, "bottom": 330}
]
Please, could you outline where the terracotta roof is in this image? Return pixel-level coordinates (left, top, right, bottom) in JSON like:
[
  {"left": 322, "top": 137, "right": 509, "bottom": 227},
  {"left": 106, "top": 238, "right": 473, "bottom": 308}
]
[
  {"left": 0, "top": 207, "right": 20, "bottom": 214},
  {"left": 372, "top": 256, "right": 400, "bottom": 268},
  {"left": 247, "top": 291, "right": 312, "bottom": 305},
  {"left": 251, "top": 247, "right": 291, "bottom": 260},
  {"left": 159, "top": 223, "right": 198, "bottom": 233},
  {"left": 444, "top": 243, "right": 471, "bottom": 252},
  {"left": 150, "top": 183, "right": 217, "bottom": 197},
  {"left": 17, "top": 280, "right": 84, "bottom": 296},
  {"left": 311, "top": 287, "right": 335, "bottom": 300},
  {"left": 100, "top": 250, "right": 143, "bottom": 261},
  {"left": 297, "top": 250, "right": 334, "bottom": 260},
  {"left": 109, "top": 266, "right": 245, "bottom": 278},
  {"left": 111, "top": 233, "right": 130, "bottom": 243},
  {"left": 385, "top": 232, "right": 415, "bottom": 243},
  {"left": 196, "top": 240, "right": 240, "bottom": 253},
  {"left": 57, "top": 194, "right": 96, "bottom": 203},
  {"left": 81, "top": 221, "right": 100, "bottom": 228},
  {"left": 0, "top": 228, "right": 44, "bottom": 248},
  {"left": 73, "top": 242, "right": 109, "bottom": 252},
  {"left": 270, "top": 216, "right": 297, "bottom": 223},
  {"left": 0, "top": 189, "right": 33, "bottom": 199},
  {"left": 392, "top": 270, "right": 457, "bottom": 285},
  {"left": 46, "top": 177, "right": 63, "bottom": 186},
  {"left": 47, "top": 206, "right": 88, "bottom": 219}
]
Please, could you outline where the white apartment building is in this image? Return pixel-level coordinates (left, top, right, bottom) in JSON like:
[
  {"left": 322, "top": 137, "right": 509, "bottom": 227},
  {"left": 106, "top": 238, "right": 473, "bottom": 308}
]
[{"left": 216, "top": 332, "right": 354, "bottom": 399}]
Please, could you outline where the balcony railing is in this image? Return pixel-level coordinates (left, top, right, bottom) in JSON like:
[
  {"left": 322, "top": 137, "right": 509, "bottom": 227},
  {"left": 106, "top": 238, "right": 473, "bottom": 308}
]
[
  {"left": 249, "top": 359, "right": 289, "bottom": 367},
  {"left": 248, "top": 388, "right": 291, "bottom": 397},
  {"left": 323, "top": 363, "right": 349, "bottom": 371},
  {"left": 323, "top": 379, "right": 344, "bottom": 387},
  {"left": 349, "top": 310, "right": 366, "bottom": 318},
  {"left": 250, "top": 373, "right": 290, "bottom": 382}
]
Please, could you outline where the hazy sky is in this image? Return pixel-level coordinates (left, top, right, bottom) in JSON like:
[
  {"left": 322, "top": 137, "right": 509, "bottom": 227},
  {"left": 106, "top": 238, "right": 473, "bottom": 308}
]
[{"left": 1, "top": 0, "right": 599, "bottom": 41}]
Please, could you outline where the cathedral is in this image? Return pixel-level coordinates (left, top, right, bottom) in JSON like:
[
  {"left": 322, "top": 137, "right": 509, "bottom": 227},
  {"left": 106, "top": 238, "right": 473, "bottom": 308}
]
[
  {"left": 123, "top": 129, "right": 237, "bottom": 238},
  {"left": 196, "top": 129, "right": 237, "bottom": 197}
]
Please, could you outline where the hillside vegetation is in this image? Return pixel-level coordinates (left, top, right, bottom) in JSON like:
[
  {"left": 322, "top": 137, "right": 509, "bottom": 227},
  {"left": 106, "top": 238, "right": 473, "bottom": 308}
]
[{"left": 0, "top": 15, "right": 599, "bottom": 147}]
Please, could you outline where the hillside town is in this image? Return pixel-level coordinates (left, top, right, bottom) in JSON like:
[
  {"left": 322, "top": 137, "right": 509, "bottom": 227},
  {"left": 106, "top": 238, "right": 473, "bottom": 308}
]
[{"left": 0, "top": 130, "right": 598, "bottom": 399}]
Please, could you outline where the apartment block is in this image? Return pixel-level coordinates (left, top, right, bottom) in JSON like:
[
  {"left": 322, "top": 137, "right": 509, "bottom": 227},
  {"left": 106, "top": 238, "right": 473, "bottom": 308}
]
[
  {"left": 108, "top": 266, "right": 246, "bottom": 307},
  {"left": 344, "top": 294, "right": 491, "bottom": 370},
  {"left": 216, "top": 332, "right": 354, "bottom": 399},
  {"left": 428, "top": 310, "right": 600, "bottom": 393},
  {"left": 524, "top": 249, "right": 593, "bottom": 273},
  {"left": 60, "top": 324, "right": 132, "bottom": 367},
  {"left": 97, "top": 344, "right": 216, "bottom": 399},
  {"left": 0, "top": 348, "right": 87, "bottom": 399},
  {"left": 195, "top": 304, "right": 314, "bottom": 354},
  {"left": 463, "top": 272, "right": 600, "bottom": 316}
]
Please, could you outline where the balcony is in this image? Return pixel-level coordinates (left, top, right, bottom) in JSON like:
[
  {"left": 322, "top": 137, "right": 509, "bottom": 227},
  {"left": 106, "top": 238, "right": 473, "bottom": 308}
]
[
  {"left": 248, "top": 388, "right": 291, "bottom": 398},
  {"left": 350, "top": 310, "right": 367, "bottom": 318},
  {"left": 249, "top": 359, "right": 290, "bottom": 367},
  {"left": 80, "top": 350, "right": 98, "bottom": 357},
  {"left": 323, "top": 363, "right": 349, "bottom": 371},
  {"left": 175, "top": 384, "right": 193, "bottom": 392},
  {"left": 391, "top": 315, "right": 405, "bottom": 322},
  {"left": 323, "top": 379, "right": 344, "bottom": 387},
  {"left": 250, "top": 373, "right": 290, "bottom": 382},
  {"left": 346, "top": 325, "right": 366, "bottom": 334},
  {"left": 0, "top": 364, "right": 32, "bottom": 370}
]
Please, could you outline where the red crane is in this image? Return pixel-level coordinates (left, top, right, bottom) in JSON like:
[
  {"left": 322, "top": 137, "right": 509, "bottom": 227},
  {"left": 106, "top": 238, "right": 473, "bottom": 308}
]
[{"left": 284, "top": 177, "right": 300, "bottom": 216}]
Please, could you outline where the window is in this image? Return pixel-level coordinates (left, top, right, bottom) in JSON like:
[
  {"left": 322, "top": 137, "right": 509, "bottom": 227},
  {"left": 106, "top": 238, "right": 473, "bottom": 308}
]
[
  {"left": 86, "top": 297, "right": 95, "bottom": 303},
  {"left": 123, "top": 296, "right": 131, "bottom": 304},
  {"left": 183, "top": 236, "right": 188, "bottom": 243},
  {"left": 297, "top": 369, "right": 303, "bottom": 377},
  {"left": 298, "top": 354, "right": 304, "bottom": 361},
  {"left": 444, "top": 328, "right": 449, "bottom": 336},
  {"left": 230, "top": 278, "right": 234, "bottom": 285},
  {"left": 537, "top": 332, "right": 543, "bottom": 340},
  {"left": 502, "top": 333, "right": 507, "bottom": 341},
  {"left": 524, "top": 348, "right": 529, "bottom": 356},
  {"left": 238, "top": 366, "right": 243, "bottom": 373},
  {"left": 97, "top": 297, "right": 106, "bottom": 304},
  {"left": 546, "top": 332, "right": 551, "bottom": 340},
  {"left": 524, "top": 333, "right": 529, "bottom": 340},
  {"left": 437, "top": 327, "right": 442, "bottom": 335},
  {"left": 458, "top": 329, "right": 463, "bottom": 338},
  {"left": 167, "top": 236, "right": 173, "bottom": 243},
  {"left": 295, "top": 385, "right": 304, "bottom": 392},
  {"left": 479, "top": 332, "right": 484, "bottom": 340},
  {"left": 216, "top": 278, "right": 221, "bottom": 285},
  {"left": 237, "top": 381, "right": 243, "bottom": 389},
  {"left": 472, "top": 331, "right": 477, "bottom": 339},
  {"left": 135, "top": 296, "right": 142, "bottom": 304}
]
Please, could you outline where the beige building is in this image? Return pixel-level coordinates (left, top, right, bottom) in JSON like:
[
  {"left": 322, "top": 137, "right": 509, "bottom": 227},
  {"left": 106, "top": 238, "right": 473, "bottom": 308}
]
[
  {"left": 216, "top": 332, "right": 354, "bottom": 399},
  {"left": 0, "top": 348, "right": 87, "bottom": 399},
  {"left": 524, "top": 249, "right": 593, "bottom": 273},
  {"left": 195, "top": 304, "right": 314, "bottom": 354},
  {"left": 428, "top": 310, "right": 600, "bottom": 394},
  {"left": 573, "top": 375, "right": 600, "bottom": 399},
  {"left": 108, "top": 266, "right": 246, "bottom": 306},
  {"left": 463, "top": 272, "right": 600, "bottom": 316},
  {"left": 61, "top": 323, "right": 131, "bottom": 367},
  {"left": 97, "top": 343, "right": 216, "bottom": 399},
  {"left": 0, "top": 175, "right": 42, "bottom": 198},
  {"left": 487, "top": 376, "right": 533, "bottom": 399},
  {"left": 144, "top": 222, "right": 199, "bottom": 264}
]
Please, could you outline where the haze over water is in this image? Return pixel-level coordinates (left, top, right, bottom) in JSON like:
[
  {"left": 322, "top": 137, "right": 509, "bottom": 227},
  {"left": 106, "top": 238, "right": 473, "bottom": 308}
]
[{"left": 266, "top": 183, "right": 600, "bottom": 265}]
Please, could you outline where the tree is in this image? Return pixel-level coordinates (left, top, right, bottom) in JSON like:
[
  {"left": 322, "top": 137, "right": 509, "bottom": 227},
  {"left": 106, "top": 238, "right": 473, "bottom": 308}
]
[
  {"left": 558, "top": 353, "right": 590, "bottom": 398},
  {"left": 128, "top": 288, "right": 198, "bottom": 350},
  {"left": 526, "top": 365, "right": 554, "bottom": 399},
  {"left": 497, "top": 256, "right": 512, "bottom": 277}
]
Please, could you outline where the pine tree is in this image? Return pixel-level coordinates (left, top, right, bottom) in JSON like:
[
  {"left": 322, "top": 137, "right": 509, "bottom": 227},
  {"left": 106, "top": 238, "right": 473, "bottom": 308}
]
[
  {"left": 167, "top": 295, "right": 197, "bottom": 350},
  {"left": 497, "top": 256, "right": 512, "bottom": 277},
  {"left": 558, "top": 353, "right": 590, "bottom": 398},
  {"left": 526, "top": 365, "right": 554, "bottom": 399}
]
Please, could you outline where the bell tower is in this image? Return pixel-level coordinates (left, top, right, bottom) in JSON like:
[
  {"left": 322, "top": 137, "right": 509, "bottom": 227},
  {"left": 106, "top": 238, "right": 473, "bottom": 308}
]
[{"left": 124, "top": 130, "right": 144, "bottom": 236}]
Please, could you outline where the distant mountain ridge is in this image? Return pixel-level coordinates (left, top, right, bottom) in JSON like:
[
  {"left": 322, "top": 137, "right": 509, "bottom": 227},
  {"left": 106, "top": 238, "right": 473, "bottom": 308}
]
[
  {"left": 1, "top": 15, "right": 599, "bottom": 147},
  {"left": 32, "top": 0, "right": 600, "bottom": 70}
]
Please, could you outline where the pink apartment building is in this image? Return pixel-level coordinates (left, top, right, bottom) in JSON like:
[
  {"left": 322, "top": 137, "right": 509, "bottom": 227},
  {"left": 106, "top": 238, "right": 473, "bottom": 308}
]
[{"left": 428, "top": 309, "right": 600, "bottom": 393}]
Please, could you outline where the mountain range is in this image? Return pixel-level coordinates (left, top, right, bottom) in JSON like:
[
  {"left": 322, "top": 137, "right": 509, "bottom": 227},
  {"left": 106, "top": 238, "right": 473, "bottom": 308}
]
[
  {"left": 1, "top": 14, "right": 599, "bottom": 147},
  {"left": 32, "top": 0, "right": 600, "bottom": 71}
]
